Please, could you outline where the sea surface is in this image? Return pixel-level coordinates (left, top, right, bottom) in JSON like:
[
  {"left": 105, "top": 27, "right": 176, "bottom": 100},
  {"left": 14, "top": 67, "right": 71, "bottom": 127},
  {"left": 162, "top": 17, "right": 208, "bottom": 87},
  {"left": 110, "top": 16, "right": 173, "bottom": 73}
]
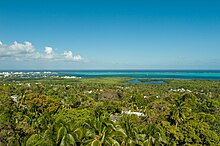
[
  {"left": 51, "top": 70, "right": 220, "bottom": 80},
  {"left": 3, "top": 70, "right": 220, "bottom": 80}
]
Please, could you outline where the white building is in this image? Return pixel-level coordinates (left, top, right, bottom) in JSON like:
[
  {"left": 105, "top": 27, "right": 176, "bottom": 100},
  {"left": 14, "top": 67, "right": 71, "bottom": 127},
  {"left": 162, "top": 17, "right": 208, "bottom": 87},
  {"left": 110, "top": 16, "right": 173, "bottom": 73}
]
[{"left": 121, "top": 110, "right": 145, "bottom": 116}]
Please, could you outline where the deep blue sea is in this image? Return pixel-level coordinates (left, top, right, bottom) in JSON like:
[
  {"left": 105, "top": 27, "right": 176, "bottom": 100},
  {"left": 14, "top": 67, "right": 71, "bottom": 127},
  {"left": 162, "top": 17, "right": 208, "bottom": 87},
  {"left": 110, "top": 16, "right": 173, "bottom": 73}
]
[{"left": 54, "top": 70, "right": 220, "bottom": 80}]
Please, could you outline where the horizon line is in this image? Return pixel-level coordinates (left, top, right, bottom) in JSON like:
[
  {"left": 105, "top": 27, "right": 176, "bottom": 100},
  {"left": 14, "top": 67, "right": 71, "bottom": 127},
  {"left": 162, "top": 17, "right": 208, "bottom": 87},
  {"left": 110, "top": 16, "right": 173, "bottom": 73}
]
[{"left": 1, "top": 69, "right": 220, "bottom": 71}]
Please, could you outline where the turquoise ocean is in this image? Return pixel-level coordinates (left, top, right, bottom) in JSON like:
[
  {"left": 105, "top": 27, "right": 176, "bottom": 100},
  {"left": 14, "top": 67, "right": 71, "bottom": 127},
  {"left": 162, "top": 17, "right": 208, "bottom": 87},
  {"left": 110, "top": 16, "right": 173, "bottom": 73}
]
[
  {"left": 54, "top": 70, "right": 220, "bottom": 80},
  {"left": 5, "top": 70, "right": 220, "bottom": 80}
]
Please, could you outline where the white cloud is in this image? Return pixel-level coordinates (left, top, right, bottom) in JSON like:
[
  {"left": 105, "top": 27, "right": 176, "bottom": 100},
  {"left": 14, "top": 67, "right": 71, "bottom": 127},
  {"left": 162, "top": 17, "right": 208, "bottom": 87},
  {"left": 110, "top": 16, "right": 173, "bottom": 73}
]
[
  {"left": 64, "top": 51, "right": 83, "bottom": 61},
  {"left": 0, "top": 41, "right": 83, "bottom": 62},
  {"left": 73, "top": 55, "right": 82, "bottom": 61},
  {"left": 45, "top": 47, "right": 53, "bottom": 55},
  {"left": 64, "top": 51, "right": 73, "bottom": 59},
  {"left": 0, "top": 41, "right": 35, "bottom": 57},
  {"left": 10, "top": 41, "right": 35, "bottom": 53},
  {"left": 44, "top": 47, "right": 54, "bottom": 59}
]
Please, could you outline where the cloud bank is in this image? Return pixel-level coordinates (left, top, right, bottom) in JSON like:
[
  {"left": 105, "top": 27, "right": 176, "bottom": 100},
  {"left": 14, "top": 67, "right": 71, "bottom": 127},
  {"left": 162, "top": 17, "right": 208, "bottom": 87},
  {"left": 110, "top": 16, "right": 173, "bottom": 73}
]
[{"left": 0, "top": 41, "right": 83, "bottom": 62}]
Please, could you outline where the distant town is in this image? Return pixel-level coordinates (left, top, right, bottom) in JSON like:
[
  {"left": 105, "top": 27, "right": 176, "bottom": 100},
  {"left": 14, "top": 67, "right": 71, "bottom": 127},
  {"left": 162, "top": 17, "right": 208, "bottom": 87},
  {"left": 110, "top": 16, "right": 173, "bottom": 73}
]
[{"left": 0, "top": 71, "right": 57, "bottom": 78}]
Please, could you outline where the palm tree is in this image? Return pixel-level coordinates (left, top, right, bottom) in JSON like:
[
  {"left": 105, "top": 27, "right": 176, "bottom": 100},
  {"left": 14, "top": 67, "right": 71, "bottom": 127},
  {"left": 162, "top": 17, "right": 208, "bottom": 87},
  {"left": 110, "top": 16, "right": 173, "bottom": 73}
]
[
  {"left": 83, "top": 113, "right": 126, "bottom": 146},
  {"left": 119, "top": 115, "right": 141, "bottom": 146},
  {"left": 140, "top": 124, "right": 167, "bottom": 146},
  {"left": 26, "top": 132, "right": 54, "bottom": 146},
  {"left": 56, "top": 126, "right": 75, "bottom": 146},
  {"left": 168, "top": 98, "right": 191, "bottom": 127}
]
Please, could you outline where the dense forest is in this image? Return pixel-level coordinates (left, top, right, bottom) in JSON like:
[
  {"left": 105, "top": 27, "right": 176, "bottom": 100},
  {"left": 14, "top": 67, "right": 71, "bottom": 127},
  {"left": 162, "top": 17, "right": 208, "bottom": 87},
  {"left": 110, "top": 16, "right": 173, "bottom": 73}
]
[{"left": 0, "top": 77, "right": 220, "bottom": 145}]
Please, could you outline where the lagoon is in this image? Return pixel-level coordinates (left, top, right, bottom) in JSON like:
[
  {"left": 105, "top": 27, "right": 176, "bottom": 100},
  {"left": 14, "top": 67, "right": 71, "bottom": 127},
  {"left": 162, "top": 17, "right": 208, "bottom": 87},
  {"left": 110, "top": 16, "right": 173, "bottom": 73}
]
[{"left": 128, "top": 79, "right": 167, "bottom": 85}]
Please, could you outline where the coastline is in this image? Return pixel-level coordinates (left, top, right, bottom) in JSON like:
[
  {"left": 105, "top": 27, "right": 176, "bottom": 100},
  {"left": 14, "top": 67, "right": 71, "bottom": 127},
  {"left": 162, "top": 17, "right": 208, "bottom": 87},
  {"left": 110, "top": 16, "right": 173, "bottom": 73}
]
[{"left": 1, "top": 70, "right": 220, "bottom": 80}]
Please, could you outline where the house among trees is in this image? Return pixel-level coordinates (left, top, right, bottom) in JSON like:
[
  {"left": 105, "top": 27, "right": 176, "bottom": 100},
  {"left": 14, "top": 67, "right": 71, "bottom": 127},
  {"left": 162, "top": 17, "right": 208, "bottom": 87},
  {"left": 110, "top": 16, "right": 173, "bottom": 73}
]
[{"left": 121, "top": 110, "right": 145, "bottom": 116}]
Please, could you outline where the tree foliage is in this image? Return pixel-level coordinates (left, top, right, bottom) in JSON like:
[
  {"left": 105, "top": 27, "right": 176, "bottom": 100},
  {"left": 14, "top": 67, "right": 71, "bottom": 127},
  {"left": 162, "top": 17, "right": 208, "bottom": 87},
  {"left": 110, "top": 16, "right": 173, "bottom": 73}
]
[{"left": 0, "top": 78, "right": 219, "bottom": 145}]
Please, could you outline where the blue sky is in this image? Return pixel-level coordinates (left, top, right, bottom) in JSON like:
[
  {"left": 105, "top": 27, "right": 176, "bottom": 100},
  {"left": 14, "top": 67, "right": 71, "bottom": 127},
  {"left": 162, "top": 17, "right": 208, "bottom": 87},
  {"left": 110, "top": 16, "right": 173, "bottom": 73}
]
[{"left": 0, "top": 0, "right": 220, "bottom": 70}]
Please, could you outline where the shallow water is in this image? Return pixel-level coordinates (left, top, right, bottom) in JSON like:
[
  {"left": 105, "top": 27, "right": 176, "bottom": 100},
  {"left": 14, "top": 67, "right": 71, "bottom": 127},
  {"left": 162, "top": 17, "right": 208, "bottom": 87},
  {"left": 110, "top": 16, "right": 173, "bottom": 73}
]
[
  {"left": 128, "top": 79, "right": 167, "bottom": 84},
  {"left": 56, "top": 70, "right": 220, "bottom": 80}
]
